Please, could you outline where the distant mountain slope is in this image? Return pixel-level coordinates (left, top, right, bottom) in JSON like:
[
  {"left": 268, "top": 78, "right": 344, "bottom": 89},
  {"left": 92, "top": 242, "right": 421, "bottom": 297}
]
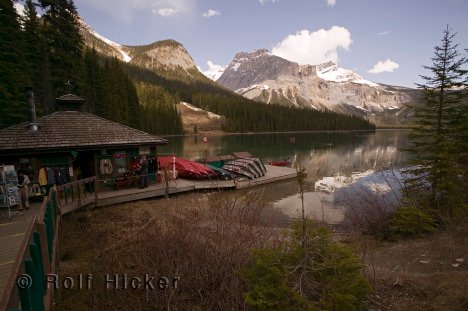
[
  {"left": 177, "top": 102, "right": 224, "bottom": 133},
  {"left": 79, "top": 19, "right": 212, "bottom": 83},
  {"left": 217, "top": 49, "right": 420, "bottom": 127}
]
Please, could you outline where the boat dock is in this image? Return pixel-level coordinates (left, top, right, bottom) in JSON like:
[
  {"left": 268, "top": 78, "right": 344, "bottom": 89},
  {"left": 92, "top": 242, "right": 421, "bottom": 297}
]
[
  {"left": 96, "top": 164, "right": 297, "bottom": 208},
  {"left": 0, "top": 165, "right": 296, "bottom": 310}
]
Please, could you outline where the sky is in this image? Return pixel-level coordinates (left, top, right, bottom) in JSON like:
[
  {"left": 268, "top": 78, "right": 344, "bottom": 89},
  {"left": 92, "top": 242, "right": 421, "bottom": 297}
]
[{"left": 70, "top": 0, "right": 468, "bottom": 88}]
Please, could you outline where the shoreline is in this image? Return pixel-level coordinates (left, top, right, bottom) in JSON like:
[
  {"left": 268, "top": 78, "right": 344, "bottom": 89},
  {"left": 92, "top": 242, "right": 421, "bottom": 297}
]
[{"left": 162, "top": 129, "right": 380, "bottom": 138}]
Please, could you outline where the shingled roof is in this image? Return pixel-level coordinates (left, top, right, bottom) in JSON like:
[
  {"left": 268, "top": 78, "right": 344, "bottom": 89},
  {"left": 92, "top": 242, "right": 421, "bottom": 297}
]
[{"left": 0, "top": 111, "right": 167, "bottom": 153}]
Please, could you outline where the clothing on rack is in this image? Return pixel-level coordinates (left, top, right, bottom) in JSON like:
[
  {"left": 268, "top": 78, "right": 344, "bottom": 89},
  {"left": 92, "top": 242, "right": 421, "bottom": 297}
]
[
  {"left": 38, "top": 167, "right": 48, "bottom": 186},
  {"left": 54, "top": 167, "right": 71, "bottom": 185},
  {"left": 100, "top": 159, "right": 114, "bottom": 175},
  {"left": 47, "top": 167, "right": 56, "bottom": 184}
]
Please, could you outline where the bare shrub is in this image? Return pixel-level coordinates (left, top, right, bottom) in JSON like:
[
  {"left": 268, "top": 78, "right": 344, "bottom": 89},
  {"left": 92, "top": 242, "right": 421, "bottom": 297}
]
[
  {"left": 85, "top": 189, "right": 278, "bottom": 310},
  {"left": 341, "top": 170, "right": 402, "bottom": 241}
]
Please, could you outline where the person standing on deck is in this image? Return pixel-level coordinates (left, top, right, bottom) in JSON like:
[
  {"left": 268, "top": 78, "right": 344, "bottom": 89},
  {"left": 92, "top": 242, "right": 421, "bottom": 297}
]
[
  {"left": 139, "top": 156, "right": 149, "bottom": 189},
  {"left": 17, "top": 170, "right": 30, "bottom": 210}
]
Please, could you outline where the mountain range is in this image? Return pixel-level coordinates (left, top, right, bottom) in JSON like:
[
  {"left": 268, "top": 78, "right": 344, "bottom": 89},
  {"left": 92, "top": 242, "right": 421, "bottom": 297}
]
[{"left": 79, "top": 19, "right": 419, "bottom": 127}]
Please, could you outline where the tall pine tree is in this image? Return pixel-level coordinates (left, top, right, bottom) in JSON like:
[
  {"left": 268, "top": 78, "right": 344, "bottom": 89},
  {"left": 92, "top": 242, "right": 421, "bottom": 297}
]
[
  {"left": 0, "top": 0, "right": 27, "bottom": 128},
  {"left": 39, "top": 0, "right": 83, "bottom": 98},
  {"left": 21, "top": 0, "right": 53, "bottom": 115},
  {"left": 404, "top": 26, "right": 467, "bottom": 218}
]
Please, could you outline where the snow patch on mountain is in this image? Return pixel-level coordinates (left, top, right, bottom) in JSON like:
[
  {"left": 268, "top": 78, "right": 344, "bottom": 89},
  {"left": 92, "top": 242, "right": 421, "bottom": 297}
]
[
  {"left": 316, "top": 62, "right": 377, "bottom": 87},
  {"left": 14, "top": 3, "right": 25, "bottom": 16},
  {"left": 207, "top": 112, "right": 222, "bottom": 119},
  {"left": 79, "top": 19, "right": 132, "bottom": 63},
  {"left": 236, "top": 84, "right": 270, "bottom": 93},
  {"left": 181, "top": 102, "right": 202, "bottom": 112},
  {"left": 181, "top": 102, "right": 221, "bottom": 119}
]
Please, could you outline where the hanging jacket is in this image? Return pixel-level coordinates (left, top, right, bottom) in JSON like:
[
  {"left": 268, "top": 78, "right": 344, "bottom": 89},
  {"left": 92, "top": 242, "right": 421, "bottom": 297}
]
[
  {"left": 100, "top": 159, "right": 114, "bottom": 175},
  {"left": 47, "top": 167, "right": 56, "bottom": 185},
  {"left": 38, "top": 168, "right": 48, "bottom": 186}
]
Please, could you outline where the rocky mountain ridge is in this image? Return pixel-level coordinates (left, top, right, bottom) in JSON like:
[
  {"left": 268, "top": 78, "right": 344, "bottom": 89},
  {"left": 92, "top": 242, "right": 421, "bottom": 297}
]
[{"left": 216, "top": 49, "right": 419, "bottom": 126}]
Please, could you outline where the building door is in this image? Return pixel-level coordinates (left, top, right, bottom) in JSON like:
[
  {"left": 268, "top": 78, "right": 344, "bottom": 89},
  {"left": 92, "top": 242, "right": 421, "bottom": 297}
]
[{"left": 73, "top": 151, "right": 95, "bottom": 179}]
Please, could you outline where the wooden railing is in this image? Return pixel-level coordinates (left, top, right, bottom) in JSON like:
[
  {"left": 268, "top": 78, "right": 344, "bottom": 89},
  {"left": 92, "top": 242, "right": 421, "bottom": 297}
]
[
  {"left": 0, "top": 177, "right": 98, "bottom": 311},
  {"left": 55, "top": 177, "right": 98, "bottom": 215}
]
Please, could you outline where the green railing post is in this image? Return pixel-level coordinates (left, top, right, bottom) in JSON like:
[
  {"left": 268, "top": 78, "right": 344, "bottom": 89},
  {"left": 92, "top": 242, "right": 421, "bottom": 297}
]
[
  {"left": 30, "top": 239, "right": 45, "bottom": 295},
  {"left": 25, "top": 258, "right": 45, "bottom": 311},
  {"left": 18, "top": 276, "right": 32, "bottom": 311}
]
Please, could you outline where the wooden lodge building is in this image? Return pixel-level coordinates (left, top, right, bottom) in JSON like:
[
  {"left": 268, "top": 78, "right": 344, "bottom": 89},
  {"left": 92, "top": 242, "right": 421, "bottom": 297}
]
[{"left": 0, "top": 92, "right": 167, "bottom": 192}]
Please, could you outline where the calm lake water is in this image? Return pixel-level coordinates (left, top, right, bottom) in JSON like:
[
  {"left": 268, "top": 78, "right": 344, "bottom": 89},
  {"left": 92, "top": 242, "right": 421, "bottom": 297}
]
[{"left": 159, "top": 130, "right": 411, "bottom": 226}]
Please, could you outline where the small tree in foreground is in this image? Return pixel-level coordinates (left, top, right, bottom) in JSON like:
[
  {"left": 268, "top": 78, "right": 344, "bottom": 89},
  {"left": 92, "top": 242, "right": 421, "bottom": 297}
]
[
  {"left": 404, "top": 25, "right": 467, "bottom": 221},
  {"left": 242, "top": 220, "right": 371, "bottom": 310}
]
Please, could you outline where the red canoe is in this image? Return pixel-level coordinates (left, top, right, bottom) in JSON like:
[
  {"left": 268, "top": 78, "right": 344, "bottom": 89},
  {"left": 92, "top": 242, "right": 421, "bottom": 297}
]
[
  {"left": 269, "top": 159, "right": 290, "bottom": 166},
  {"left": 159, "top": 157, "right": 215, "bottom": 179}
]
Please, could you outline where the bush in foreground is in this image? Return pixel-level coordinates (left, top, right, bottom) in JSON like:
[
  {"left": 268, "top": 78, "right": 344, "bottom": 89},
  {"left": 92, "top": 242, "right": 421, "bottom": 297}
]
[
  {"left": 390, "top": 206, "right": 436, "bottom": 236},
  {"left": 242, "top": 220, "right": 371, "bottom": 310}
]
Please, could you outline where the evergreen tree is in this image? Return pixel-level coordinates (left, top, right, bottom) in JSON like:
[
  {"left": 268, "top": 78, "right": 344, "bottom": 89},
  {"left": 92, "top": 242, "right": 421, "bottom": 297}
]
[
  {"left": 39, "top": 0, "right": 83, "bottom": 97},
  {"left": 81, "top": 47, "right": 102, "bottom": 114},
  {"left": 404, "top": 26, "right": 467, "bottom": 218},
  {"left": 0, "top": 0, "right": 27, "bottom": 128},
  {"left": 21, "top": 0, "right": 53, "bottom": 115}
]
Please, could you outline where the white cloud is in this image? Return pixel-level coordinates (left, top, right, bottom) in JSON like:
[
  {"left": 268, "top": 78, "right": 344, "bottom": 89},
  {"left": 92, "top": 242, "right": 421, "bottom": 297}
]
[
  {"left": 326, "top": 0, "right": 336, "bottom": 7},
  {"left": 202, "top": 9, "right": 220, "bottom": 18},
  {"left": 79, "top": 0, "right": 192, "bottom": 21},
  {"left": 272, "top": 26, "right": 352, "bottom": 65},
  {"left": 200, "top": 61, "right": 226, "bottom": 81},
  {"left": 377, "top": 31, "right": 390, "bottom": 36},
  {"left": 367, "top": 59, "right": 399, "bottom": 73},
  {"left": 259, "top": 0, "right": 279, "bottom": 5},
  {"left": 154, "top": 7, "right": 178, "bottom": 17},
  {"left": 207, "top": 61, "right": 225, "bottom": 72}
]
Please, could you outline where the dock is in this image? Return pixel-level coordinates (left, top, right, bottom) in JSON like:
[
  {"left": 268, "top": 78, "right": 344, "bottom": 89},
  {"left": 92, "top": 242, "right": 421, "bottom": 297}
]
[
  {"left": 96, "top": 165, "right": 297, "bottom": 208},
  {"left": 0, "top": 165, "right": 296, "bottom": 310}
]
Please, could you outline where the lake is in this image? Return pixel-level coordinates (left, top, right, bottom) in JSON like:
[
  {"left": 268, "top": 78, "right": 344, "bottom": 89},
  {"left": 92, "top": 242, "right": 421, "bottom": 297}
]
[{"left": 159, "top": 129, "right": 411, "bottom": 226}]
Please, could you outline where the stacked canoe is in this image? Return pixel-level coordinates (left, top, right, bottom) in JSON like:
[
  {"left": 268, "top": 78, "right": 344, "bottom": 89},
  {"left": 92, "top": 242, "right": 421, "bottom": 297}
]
[
  {"left": 222, "top": 157, "right": 266, "bottom": 180},
  {"left": 159, "top": 155, "right": 267, "bottom": 181}
]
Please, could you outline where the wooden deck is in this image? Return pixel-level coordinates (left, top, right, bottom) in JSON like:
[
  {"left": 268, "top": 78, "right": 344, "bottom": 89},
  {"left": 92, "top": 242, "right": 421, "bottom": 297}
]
[
  {"left": 0, "top": 202, "right": 42, "bottom": 301},
  {"left": 96, "top": 165, "right": 297, "bottom": 207},
  {"left": 0, "top": 165, "right": 296, "bottom": 307}
]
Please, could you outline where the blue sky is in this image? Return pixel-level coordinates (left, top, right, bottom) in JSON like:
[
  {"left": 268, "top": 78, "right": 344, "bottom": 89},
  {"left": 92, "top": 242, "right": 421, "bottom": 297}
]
[{"left": 72, "top": 0, "right": 467, "bottom": 87}]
